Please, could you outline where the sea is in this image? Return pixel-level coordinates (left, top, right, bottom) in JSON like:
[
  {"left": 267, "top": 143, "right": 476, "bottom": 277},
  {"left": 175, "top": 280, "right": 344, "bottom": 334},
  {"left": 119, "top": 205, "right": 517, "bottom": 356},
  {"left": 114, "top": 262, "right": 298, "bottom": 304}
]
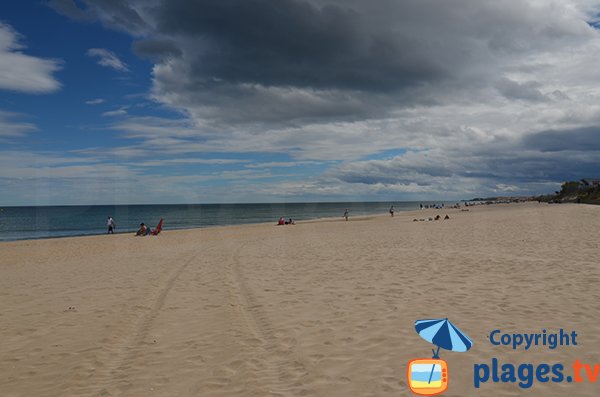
[{"left": 0, "top": 201, "right": 455, "bottom": 242}]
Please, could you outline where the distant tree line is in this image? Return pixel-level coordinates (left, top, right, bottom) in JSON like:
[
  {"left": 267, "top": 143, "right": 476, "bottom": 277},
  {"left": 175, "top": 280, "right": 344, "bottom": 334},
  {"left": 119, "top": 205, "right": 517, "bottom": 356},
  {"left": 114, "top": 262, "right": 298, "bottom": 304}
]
[{"left": 537, "top": 180, "right": 600, "bottom": 204}]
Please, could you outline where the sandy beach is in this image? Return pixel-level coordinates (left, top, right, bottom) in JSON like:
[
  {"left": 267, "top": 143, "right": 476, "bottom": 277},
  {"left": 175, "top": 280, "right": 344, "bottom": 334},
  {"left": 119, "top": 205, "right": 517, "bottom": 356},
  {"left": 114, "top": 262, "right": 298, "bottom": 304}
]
[{"left": 1, "top": 202, "right": 599, "bottom": 396}]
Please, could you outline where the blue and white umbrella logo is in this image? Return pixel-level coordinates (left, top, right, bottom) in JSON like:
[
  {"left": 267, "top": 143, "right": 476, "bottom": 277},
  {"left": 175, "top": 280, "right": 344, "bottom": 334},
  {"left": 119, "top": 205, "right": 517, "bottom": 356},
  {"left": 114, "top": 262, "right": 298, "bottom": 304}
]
[
  {"left": 414, "top": 318, "right": 473, "bottom": 387},
  {"left": 415, "top": 318, "right": 473, "bottom": 358}
]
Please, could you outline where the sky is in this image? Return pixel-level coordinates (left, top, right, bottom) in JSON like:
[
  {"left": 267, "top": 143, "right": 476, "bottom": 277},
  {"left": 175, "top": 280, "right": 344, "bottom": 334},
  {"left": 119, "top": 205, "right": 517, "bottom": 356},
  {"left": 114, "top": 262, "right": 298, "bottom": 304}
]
[{"left": 1, "top": 0, "right": 600, "bottom": 205}]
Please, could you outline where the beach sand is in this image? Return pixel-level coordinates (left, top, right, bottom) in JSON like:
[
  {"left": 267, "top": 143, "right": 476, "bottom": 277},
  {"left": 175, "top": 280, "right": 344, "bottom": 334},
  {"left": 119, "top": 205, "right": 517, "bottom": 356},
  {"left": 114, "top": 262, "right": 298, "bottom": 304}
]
[{"left": 1, "top": 202, "right": 599, "bottom": 396}]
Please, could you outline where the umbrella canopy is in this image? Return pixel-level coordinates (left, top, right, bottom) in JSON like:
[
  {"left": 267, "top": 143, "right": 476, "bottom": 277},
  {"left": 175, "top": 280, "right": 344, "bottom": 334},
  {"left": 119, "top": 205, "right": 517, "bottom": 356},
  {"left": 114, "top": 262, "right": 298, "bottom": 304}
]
[{"left": 415, "top": 318, "right": 473, "bottom": 354}]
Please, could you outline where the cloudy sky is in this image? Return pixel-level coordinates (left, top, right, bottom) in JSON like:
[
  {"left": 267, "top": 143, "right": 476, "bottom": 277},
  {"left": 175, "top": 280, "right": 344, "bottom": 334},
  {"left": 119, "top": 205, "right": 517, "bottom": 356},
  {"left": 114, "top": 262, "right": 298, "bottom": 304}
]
[{"left": 1, "top": 0, "right": 600, "bottom": 205}]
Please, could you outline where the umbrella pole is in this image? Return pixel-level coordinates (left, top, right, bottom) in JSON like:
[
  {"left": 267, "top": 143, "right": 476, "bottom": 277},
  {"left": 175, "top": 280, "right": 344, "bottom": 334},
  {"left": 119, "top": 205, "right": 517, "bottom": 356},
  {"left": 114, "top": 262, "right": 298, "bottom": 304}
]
[{"left": 427, "top": 346, "right": 441, "bottom": 384}]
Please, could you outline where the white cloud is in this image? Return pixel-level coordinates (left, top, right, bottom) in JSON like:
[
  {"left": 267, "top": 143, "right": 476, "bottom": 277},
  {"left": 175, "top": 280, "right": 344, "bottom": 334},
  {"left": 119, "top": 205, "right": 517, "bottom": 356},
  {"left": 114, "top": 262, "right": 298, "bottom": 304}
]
[
  {"left": 102, "top": 107, "right": 128, "bottom": 117},
  {"left": 134, "top": 158, "right": 249, "bottom": 166},
  {"left": 87, "top": 48, "right": 129, "bottom": 72},
  {"left": 0, "top": 150, "right": 280, "bottom": 205},
  {"left": 0, "top": 23, "right": 62, "bottom": 93},
  {"left": 0, "top": 110, "right": 37, "bottom": 141},
  {"left": 85, "top": 98, "right": 105, "bottom": 105},
  {"left": 245, "top": 161, "right": 326, "bottom": 169}
]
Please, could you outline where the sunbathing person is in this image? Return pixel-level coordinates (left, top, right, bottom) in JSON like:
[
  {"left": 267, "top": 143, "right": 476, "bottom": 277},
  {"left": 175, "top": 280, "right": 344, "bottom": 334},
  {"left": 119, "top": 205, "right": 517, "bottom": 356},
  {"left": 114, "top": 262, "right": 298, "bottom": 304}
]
[{"left": 135, "top": 223, "right": 147, "bottom": 236}]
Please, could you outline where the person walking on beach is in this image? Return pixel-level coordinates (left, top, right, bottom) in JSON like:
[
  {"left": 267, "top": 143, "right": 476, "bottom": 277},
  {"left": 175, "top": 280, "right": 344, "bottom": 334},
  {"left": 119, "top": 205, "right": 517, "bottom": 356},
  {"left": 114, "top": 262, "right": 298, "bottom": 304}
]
[
  {"left": 107, "top": 216, "right": 116, "bottom": 234},
  {"left": 343, "top": 209, "right": 349, "bottom": 221},
  {"left": 389, "top": 205, "right": 395, "bottom": 217}
]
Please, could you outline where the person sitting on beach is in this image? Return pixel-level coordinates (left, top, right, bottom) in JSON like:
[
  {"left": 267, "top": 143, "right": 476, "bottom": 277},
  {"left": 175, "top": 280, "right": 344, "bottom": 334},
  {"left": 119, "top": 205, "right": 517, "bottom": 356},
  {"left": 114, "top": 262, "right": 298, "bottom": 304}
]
[
  {"left": 135, "top": 223, "right": 147, "bottom": 236},
  {"left": 444, "top": 215, "right": 450, "bottom": 220},
  {"left": 277, "top": 217, "right": 285, "bottom": 225},
  {"left": 434, "top": 215, "right": 441, "bottom": 220},
  {"left": 285, "top": 218, "right": 295, "bottom": 225}
]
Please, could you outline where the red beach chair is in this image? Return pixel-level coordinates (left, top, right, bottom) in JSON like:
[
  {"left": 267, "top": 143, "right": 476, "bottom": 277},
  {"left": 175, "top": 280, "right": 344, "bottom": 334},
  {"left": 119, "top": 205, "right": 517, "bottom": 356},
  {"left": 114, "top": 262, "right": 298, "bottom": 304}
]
[{"left": 151, "top": 218, "right": 163, "bottom": 236}]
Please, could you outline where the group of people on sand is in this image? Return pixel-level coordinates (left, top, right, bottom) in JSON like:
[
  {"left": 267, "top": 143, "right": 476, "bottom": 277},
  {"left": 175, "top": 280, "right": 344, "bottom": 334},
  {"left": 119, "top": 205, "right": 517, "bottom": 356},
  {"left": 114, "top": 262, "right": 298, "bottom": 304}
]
[
  {"left": 275, "top": 203, "right": 455, "bottom": 225},
  {"left": 420, "top": 203, "right": 446, "bottom": 209},
  {"left": 413, "top": 214, "right": 450, "bottom": 222},
  {"left": 277, "top": 217, "right": 295, "bottom": 225},
  {"left": 420, "top": 202, "right": 464, "bottom": 210},
  {"left": 106, "top": 215, "right": 161, "bottom": 236}
]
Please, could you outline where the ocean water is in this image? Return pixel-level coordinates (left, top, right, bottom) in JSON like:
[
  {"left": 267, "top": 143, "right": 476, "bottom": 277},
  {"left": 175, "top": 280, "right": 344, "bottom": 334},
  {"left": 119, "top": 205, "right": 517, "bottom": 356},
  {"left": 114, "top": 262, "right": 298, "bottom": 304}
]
[{"left": 0, "top": 201, "right": 453, "bottom": 242}]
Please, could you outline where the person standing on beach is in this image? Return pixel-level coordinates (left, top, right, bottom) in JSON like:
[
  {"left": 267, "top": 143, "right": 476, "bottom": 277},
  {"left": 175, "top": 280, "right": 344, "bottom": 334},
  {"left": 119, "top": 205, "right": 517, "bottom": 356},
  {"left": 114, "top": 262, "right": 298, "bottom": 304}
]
[
  {"left": 107, "top": 216, "right": 116, "bottom": 234},
  {"left": 389, "top": 205, "right": 395, "bottom": 217},
  {"left": 343, "top": 209, "right": 349, "bottom": 221}
]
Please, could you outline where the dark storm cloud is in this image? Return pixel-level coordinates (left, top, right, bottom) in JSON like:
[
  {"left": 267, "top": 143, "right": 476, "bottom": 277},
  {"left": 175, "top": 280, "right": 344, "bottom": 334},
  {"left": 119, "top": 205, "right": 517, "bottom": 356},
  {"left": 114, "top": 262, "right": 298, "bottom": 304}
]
[
  {"left": 149, "top": 81, "right": 392, "bottom": 126},
  {"left": 50, "top": 0, "right": 598, "bottom": 97},
  {"left": 49, "top": 1, "right": 597, "bottom": 116},
  {"left": 151, "top": 0, "right": 449, "bottom": 92},
  {"left": 144, "top": 0, "right": 594, "bottom": 94},
  {"left": 140, "top": 0, "right": 599, "bottom": 130},
  {"left": 132, "top": 39, "right": 182, "bottom": 61},
  {"left": 523, "top": 127, "right": 600, "bottom": 152}
]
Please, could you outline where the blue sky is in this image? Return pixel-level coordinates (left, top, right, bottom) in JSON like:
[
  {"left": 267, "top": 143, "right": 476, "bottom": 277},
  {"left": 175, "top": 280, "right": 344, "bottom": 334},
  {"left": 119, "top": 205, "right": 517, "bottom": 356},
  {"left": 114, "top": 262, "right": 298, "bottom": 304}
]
[{"left": 1, "top": 0, "right": 600, "bottom": 205}]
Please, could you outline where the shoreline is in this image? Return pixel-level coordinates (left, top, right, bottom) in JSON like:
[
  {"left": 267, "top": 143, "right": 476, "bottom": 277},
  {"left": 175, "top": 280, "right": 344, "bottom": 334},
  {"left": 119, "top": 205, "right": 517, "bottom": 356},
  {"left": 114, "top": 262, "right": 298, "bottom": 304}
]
[
  {"left": 0, "top": 201, "right": 532, "bottom": 245},
  {"left": 0, "top": 213, "right": 388, "bottom": 245},
  {"left": 0, "top": 203, "right": 445, "bottom": 244}
]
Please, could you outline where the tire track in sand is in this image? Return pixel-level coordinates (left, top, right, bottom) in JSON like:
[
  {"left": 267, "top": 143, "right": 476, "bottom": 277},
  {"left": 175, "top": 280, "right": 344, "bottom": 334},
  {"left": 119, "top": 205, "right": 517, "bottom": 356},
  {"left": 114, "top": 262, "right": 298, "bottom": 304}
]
[
  {"left": 227, "top": 241, "right": 312, "bottom": 396},
  {"left": 93, "top": 248, "right": 202, "bottom": 396}
]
